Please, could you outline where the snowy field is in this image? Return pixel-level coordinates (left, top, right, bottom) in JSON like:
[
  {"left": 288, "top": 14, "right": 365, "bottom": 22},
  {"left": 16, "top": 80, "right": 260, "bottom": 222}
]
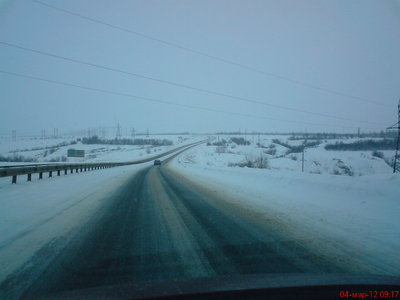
[
  {"left": 0, "top": 134, "right": 200, "bottom": 165},
  {"left": 199, "top": 135, "right": 395, "bottom": 176},
  {"left": 170, "top": 136, "right": 400, "bottom": 275}
]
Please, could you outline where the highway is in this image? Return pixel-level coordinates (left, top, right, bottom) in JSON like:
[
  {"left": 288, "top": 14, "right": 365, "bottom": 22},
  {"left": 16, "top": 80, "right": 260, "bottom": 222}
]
[{"left": 20, "top": 149, "right": 347, "bottom": 298}]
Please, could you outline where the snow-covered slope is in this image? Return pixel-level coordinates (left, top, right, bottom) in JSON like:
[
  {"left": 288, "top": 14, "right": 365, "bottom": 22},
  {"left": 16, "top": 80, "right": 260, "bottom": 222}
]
[{"left": 199, "top": 135, "right": 395, "bottom": 176}]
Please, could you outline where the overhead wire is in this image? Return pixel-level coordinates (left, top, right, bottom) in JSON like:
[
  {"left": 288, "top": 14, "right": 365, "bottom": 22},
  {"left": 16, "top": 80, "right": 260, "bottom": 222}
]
[
  {"left": 0, "top": 41, "right": 386, "bottom": 126},
  {"left": 0, "top": 69, "right": 379, "bottom": 130},
  {"left": 31, "top": 0, "right": 388, "bottom": 108}
]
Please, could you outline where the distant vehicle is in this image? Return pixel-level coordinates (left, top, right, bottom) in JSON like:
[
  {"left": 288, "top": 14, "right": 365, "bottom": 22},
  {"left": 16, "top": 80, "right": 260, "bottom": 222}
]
[{"left": 154, "top": 159, "right": 162, "bottom": 166}]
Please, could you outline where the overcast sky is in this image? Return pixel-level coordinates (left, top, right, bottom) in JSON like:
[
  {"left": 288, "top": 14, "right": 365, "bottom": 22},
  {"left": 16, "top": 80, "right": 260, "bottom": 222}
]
[{"left": 1, "top": 0, "right": 399, "bottom": 135}]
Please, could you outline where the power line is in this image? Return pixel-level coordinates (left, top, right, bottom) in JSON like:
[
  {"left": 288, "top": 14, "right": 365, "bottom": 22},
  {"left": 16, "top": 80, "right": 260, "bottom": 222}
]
[
  {"left": 31, "top": 0, "right": 388, "bottom": 108},
  {"left": 0, "top": 69, "right": 378, "bottom": 129},
  {"left": 0, "top": 41, "right": 385, "bottom": 126}
]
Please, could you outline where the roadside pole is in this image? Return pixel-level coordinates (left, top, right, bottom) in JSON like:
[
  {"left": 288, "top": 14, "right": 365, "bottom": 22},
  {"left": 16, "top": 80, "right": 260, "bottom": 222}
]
[{"left": 386, "top": 99, "right": 400, "bottom": 173}]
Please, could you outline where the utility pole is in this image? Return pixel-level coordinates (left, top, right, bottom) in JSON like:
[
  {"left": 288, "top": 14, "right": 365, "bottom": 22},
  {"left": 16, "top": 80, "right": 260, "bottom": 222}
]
[
  {"left": 387, "top": 99, "right": 400, "bottom": 173},
  {"left": 394, "top": 100, "right": 400, "bottom": 173},
  {"left": 116, "top": 123, "right": 121, "bottom": 140},
  {"left": 11, "top": 130, "right": 16, "bottom": 142}
]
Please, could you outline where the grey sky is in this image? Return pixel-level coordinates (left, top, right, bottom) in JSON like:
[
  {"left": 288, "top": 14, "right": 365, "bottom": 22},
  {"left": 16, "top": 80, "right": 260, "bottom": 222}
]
[{"left": 1, "top": 0, "right": 399, "bottom": 135}]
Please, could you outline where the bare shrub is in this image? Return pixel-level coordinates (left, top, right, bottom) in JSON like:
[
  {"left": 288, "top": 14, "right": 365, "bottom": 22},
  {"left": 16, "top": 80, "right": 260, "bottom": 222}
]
[
  {"left": 215, "top": 146, "right": 227, "bottom": 154},
  {"left": 229, "top": 154, "right": 269, "bottom": 169}
]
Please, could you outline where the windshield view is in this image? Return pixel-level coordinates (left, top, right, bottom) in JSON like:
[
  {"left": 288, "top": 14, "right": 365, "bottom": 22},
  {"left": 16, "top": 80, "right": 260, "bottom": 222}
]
[{"left": 1, "top": 0, "right": 399, "bottom": 299}]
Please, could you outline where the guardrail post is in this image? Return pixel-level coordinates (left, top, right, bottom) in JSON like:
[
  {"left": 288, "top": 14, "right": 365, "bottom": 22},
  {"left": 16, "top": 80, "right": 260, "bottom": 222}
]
[
  {"left": 39, "top": 172, "right": 43, "bottom": 180},
  {"left": 27, "top": 174, "right": 32, "bottom": 181},
  {"left": 49, "top": 171, "right": 52, "bottom": 178},
  {"left": 12, "top": 175, "right": 17, "bottom": 184}
]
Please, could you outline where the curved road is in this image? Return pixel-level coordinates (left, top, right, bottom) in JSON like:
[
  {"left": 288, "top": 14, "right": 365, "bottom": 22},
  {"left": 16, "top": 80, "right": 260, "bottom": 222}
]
[{"left": 21, "top": 149, "right": 347, "bottom": 298}]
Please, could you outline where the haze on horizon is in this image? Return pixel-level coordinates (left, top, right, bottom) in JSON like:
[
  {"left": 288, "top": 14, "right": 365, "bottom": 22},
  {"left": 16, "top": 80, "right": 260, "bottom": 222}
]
[{"left": 1, "top": 0, "right": 400, "bottom": 136}]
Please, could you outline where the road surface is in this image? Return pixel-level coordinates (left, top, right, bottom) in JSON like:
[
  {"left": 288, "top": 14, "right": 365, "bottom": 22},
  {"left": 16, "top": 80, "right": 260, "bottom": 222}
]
[{"left": 15, "top": 150, "right": 348, "bottom": 298}]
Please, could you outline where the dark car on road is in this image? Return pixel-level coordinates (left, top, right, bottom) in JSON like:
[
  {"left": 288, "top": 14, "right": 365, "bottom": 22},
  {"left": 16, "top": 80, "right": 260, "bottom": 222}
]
[{"left": 154, "top": 159, "right": 162, "bottom": 166}]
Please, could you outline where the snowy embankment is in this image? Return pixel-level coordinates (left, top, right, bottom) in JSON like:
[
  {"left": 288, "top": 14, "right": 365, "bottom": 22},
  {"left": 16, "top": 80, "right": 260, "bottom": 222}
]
[{"left": 170, "top": 145, "right": 400, "bottom": 275}]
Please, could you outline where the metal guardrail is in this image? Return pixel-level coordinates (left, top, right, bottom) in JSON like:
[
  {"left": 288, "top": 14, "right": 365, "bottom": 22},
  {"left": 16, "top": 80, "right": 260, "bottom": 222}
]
[{"left": 0, "top": 141, "right": 204, "bottom": 184}]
